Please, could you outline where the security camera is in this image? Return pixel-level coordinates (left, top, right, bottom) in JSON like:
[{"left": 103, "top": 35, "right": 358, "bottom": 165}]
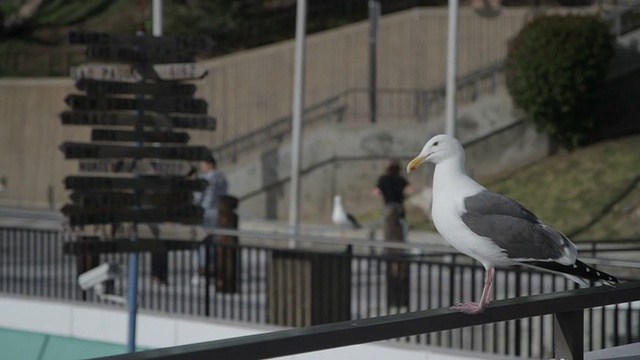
[{"left": 78, "top": 262, "right": 122, "bottom": 291}]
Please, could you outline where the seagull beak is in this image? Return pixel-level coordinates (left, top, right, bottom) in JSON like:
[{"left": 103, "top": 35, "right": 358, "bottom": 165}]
[{"left": 406, "top": 155, "right": 426, "bottom": 173}]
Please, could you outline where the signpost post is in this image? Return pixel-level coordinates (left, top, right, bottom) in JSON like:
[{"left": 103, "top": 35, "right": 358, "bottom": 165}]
[{"left": 60, "top": 28, "right": 215, "bottom": 353}]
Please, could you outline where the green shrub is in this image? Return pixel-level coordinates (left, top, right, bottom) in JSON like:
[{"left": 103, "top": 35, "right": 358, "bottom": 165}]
[{"left": 506, "top": 14, "right": 615, "bottom": 150}]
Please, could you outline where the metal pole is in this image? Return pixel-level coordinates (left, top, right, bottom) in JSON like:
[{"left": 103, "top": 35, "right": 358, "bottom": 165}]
[
  {"left": 288, "top": 0, "right": 307, "bottom": 248},
  {"left": 368, "top": 0, "right": 380, "bottom": 123},
  {"left": 445, "top": 0, "right": 459, "bottom": 137},
  {"left": 127, "top": 100, "right": 142, "bottom": 353},
  {"left": 127, "top": 26, "right": 148, "bottom": 353},
  {"left": 152, "top": 0, "right": 163, "bottom": 37},
  {"left": 126, "top": 232, "right": 139, "bottom": 353}
]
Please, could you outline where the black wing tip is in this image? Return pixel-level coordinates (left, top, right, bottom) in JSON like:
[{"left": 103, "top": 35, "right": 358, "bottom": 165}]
[
  {"left": 576, "top": 260, "right": 620, "bottom": 286},
  {"left": 347, "top": 213, "right": 361, "bottom": 229},
  {"left": 524, "top": 259, "right": 619, "bottom": 285},
  {"left": 575, "top": 260, "right": 619, "bottom": 285}
]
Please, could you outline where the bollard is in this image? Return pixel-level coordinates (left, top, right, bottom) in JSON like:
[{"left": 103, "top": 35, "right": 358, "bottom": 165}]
[{"left": 215, "top": 195, "right": 239, "bottom": 293}]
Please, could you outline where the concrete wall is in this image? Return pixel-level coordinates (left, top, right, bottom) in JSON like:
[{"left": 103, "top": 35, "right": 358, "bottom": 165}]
[
  {"left": 0, "top": 6, "right": 592, "bottom": 210},
  {"left": 0, "top": 78, "right": 80, "bottom": 209},
  {"left": 228, "top": 90, "right": 551, "bottom": 222},
  {"left": 191, "top": 7, "right": 538, "bottom": 148}
]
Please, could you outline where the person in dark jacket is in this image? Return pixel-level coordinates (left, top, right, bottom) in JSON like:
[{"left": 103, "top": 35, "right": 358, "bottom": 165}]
[{"left": 373, "top": 160, "right": 412, "bottom": 241}]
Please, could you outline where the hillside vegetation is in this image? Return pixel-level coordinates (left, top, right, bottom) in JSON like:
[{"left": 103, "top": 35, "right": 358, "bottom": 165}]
[{"left": 405, "top": 134, "right": 640, "bottom": 241}]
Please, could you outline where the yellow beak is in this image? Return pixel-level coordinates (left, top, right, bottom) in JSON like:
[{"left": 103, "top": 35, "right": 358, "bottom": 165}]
[{"left": 406, "top": 155, "right": 426, "bottom": 173}]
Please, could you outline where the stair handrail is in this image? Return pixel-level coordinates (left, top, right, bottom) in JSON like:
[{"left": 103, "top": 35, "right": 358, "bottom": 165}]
[{"left": 213, "top": 60, "right": 507, "bottom": 163}]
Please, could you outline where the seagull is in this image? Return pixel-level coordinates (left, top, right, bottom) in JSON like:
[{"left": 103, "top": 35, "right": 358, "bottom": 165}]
[
  {"left": 407, "top": 134, "right": 618, "bottom": 315},
  {"left": 332, "top": 195, "right": 361, "bottom": 230}
]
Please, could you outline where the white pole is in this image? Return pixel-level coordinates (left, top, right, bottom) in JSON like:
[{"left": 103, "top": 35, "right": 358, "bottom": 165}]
[
  {"left": 445, "top": 0, "right": 459, "bottom": 137},
  {"left": 288, "top": 0, "right": 307, "bottom": 248},
  {"left": 368, "top": 0, "right": 380, "bottom": 124},
  {"left": 152, "top": 0, "right": 163, "bottom": 36}
]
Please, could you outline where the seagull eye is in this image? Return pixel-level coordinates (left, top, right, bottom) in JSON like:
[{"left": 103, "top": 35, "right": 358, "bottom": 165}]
[{"left": 433, "top": 141, "right": 439, "bottom": 146}]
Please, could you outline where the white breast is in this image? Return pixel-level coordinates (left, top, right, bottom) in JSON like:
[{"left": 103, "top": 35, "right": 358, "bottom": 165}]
[{"left": 431, "top": 169, "right": 510, "bottom": 268}]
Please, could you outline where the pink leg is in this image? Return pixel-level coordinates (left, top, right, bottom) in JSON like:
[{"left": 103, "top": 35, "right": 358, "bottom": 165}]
[{"left": 450, "top": 267, "right": 495, "bottom": 315}]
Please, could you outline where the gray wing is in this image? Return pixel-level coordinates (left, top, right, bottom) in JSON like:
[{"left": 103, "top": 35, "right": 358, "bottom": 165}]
[{"left": 460, "top": 191, "right": 576, "bottom": 263}]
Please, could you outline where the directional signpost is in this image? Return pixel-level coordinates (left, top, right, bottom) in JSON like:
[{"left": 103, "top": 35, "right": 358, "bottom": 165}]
[
  {"left": 70, "top": 62, "right": 209, "bottom": 82},
  {"left": 65, "top": 94, "right": 208, "bottom": 114},
  {"left": 90, "top": 129, "right": 190, "bottom": 143},
  {"left": 69, "top": 191, "right": 193, "bottom": 208},
  {"left": 60, "top": 142, "right": 211, "bottom": 160},
  {"left": 77, "top": 159, "right": 195, "bottom": 175},
  {"left": 60, "top": 29, "right": 216, "bottom": 353},
  {"left": 84, "top": 44, "right": 195, "bottom": 63},
  {"left": 76, "top": 79, "right": 196, "bottom": 96},
  {"left": 61, "top": 111, "right": 216, "bottom": 130}
]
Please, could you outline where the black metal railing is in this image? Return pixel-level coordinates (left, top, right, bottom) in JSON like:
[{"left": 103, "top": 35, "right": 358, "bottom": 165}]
[
  {"left": 343, "top": 62, "right": 506, "bottom": 123},
  {"left": 90, "top": 281, "right": 640, "bottom": 360},
  {"left": 1, "top": 225, "right": 639, "bottom": 359}
]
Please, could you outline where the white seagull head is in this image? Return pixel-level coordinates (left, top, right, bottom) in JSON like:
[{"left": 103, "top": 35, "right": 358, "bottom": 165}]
[{"left": 406, "top": 134, "right": 463, "bottom": 172}]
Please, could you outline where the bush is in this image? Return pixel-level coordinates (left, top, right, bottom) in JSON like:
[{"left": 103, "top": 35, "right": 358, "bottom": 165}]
[{"left": 506, "top": 14, "right": 615, "bottom": 150}]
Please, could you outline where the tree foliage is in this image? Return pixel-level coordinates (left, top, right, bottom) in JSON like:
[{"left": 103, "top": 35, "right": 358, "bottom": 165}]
[
  {"left": 0, "top": 0, "right": 112, "bottom": 36},
  {"left": 506, "top": 14, "right": 615, "bottom": 150}
]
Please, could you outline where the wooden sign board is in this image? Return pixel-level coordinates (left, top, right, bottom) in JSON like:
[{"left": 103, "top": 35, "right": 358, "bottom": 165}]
[
  {"left": 65, "top": 94, "right": 208, "bottom": 114},
  {"left": 64, "top": 175, "right": 207, "bottom": 191},
  {"left": 70, "top": 63, "right": 208, "bottom": 81},
  {"left": 69, "top": 191, "right": 192, "bottom": 208},
  {"left": 78, "top": 159, "right": 195, "bottom": 175},
  {"left": 76, "top": 79, "right": 196, "bottom": 97},
  {"left": 91, "top": 129, "right": 190, "bottom": 143},
  {"left": 61, "top": 111, "right": 216, "bottom": 130},
  {"left": 85, "top": 44, "right": 194, "bottom": 64},
  {"left": 60, "top": 142, "right": 212, "bottom": 161}
]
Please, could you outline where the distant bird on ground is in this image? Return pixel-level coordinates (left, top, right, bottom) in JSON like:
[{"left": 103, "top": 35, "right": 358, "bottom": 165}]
[
  {"left": 332, "top": 195, "right": 361, "bottom": 230},
  {"left": 407, "top": 134, "right": 618, "bottom": 315}
]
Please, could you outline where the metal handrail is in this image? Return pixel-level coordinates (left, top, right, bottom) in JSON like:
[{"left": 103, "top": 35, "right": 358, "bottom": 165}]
[
  {"left": 3, "top": 224, "right": 640, "bottom": 359},
  {"left": 90, "top": 281, "right": 640, "bottom": 360},
  {"left": 208, "top": 226, "right": 455, "bottom": 253},
  {"left": 210, "top": 226, "right": 640, "bottom": 264},
  {"left": 212, "top": 60, "right": 506, "bottom": 164},
  {"left": 211, "top": 95, "right": 344, "bottom": 163}
]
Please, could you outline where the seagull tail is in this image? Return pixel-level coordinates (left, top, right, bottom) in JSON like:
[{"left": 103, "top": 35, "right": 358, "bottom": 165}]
[
  {"left": 522, "top": 259, "right": 619, "bottom": 287},
  {"left": 347, "top": 213, "right": 362, "bottom": 229}
]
